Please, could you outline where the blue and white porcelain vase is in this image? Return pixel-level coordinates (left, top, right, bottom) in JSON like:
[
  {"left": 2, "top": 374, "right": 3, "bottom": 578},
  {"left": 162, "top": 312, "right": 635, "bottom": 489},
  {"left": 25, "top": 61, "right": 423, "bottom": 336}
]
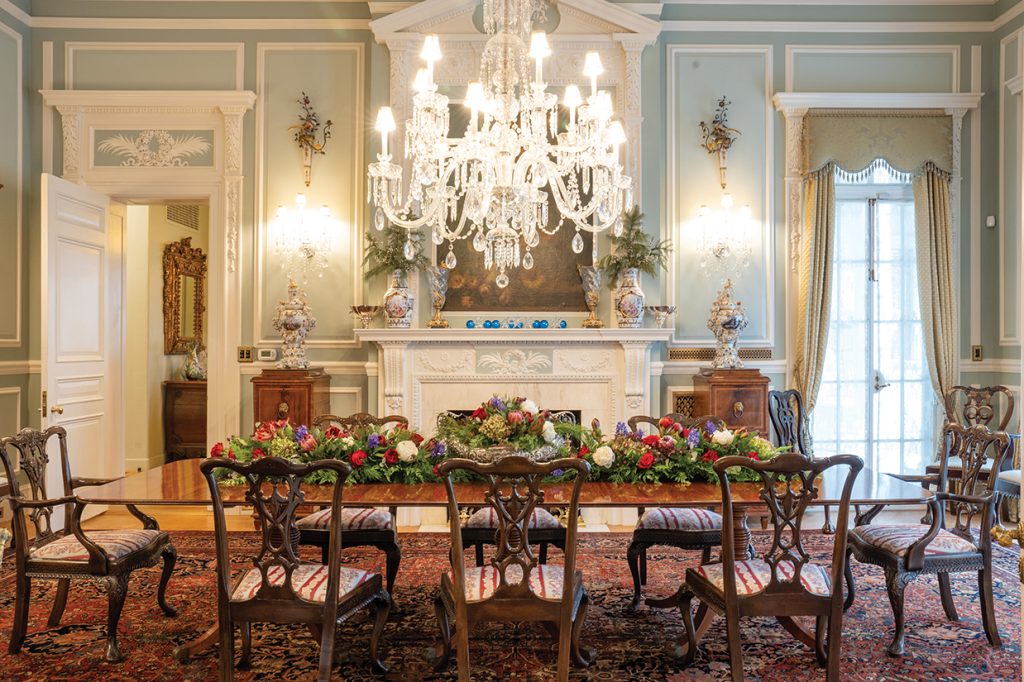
[{"left": 614, "top": 268, "right": 645, "bottom": 328}]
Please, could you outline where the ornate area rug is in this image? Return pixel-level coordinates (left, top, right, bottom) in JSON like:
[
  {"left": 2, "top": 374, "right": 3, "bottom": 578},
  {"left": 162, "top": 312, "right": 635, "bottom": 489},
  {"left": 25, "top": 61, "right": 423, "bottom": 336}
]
[{"left": 0, "top": 531, "right": 1018, "bottom": 681}]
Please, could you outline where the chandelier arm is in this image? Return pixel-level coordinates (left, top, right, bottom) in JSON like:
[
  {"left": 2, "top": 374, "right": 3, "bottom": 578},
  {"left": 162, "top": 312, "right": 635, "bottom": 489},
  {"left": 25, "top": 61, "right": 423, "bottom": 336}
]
[{"left": 543, "top": 162, "right": 622, "bottom": 233}]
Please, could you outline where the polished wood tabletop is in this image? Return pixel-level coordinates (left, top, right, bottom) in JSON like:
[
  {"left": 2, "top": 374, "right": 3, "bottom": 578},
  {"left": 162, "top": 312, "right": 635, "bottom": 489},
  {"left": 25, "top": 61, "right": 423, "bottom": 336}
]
[{"left": 75, "top": 458, "right": 934, "bottom": 508}]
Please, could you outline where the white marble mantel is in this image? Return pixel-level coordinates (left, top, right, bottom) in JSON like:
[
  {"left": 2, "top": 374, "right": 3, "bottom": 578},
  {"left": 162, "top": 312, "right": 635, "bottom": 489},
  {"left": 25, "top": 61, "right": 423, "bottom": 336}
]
[{"left": 356, "top": 328, "right": 671, "bottom": 433}]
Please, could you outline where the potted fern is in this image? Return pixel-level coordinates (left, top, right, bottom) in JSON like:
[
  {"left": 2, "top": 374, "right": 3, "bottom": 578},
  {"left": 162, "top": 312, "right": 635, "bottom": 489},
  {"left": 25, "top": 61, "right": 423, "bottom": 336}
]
[
  {"left": 596, "top": 206, "right": 671, "bottom": 328},
  {"left": 364, "top": 225, "right": 428, "bottom": 328}
]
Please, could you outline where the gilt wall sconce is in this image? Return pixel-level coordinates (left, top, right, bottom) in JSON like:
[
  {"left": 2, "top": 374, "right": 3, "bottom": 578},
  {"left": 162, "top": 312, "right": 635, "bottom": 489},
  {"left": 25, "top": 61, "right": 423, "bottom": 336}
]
[
  {"left": 290, "top": 92, "right": 332, "bottom": 187},
  {"left": 699, "top": 96, "right": 740, "bottom": 190}
]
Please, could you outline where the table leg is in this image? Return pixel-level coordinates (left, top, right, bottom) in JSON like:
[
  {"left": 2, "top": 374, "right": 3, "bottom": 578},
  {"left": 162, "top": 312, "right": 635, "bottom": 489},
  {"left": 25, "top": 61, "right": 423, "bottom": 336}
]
[{"left": 173, "top": 622, "right": 219, "bottom": 663}]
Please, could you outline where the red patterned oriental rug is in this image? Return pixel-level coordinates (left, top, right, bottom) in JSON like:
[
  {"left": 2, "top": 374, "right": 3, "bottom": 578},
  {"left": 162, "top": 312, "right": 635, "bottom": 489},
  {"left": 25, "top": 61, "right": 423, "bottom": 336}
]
[{"left": 0, "top": 531, "right": 1018, "bottom": 681}]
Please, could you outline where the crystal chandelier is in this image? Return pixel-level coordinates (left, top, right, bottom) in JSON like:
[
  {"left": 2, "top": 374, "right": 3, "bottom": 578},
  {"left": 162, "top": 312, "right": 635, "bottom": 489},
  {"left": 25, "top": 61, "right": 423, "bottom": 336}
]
[
  {"left": 271, "top": 193, "right": 337, "bottom": 281},
  {"left": 368, "top": 0, "right": 632, "bottom": 288},
  {"left": 696, "top": 192, "right": 753, "bottom": 275}
]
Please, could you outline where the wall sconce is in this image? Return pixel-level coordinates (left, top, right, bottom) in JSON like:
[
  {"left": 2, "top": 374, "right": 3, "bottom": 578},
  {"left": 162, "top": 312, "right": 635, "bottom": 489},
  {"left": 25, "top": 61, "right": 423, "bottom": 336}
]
[
  {"left": 290, "top": 92, "right": 332, "bottom": 187},
  {"left": 271, "top": 193, "right": 337, "bottom": 281},
  {"left": 696, "top": 192, "right": 753, "bottom": 275},
  {"left": 699, "top": 96, "right": 740, "bottom": 190}
]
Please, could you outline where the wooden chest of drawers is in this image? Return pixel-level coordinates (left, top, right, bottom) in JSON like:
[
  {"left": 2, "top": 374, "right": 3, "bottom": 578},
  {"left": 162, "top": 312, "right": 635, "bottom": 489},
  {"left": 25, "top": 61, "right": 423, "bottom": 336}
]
[
  {"left": 251, "top": 368, "right": 331, "bottom": 428},
  {"left": 163, "top": 380, "right": 207, "bottom": 462},
  {"left": 691, "top": 368, "right": 769, "bottom": 437}
]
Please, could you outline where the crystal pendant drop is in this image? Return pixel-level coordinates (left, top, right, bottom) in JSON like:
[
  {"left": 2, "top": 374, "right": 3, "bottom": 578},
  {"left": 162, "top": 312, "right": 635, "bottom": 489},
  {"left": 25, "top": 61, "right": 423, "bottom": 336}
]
[
  {"left": 571, "top": 231, "right": 584, "bottom": 254},
  {"left": 522, "top": 251, "right": 534, "bottom": 270},
  {"left": 472, "top": 231, "right": 486, "bottom": 252},
  {"left": 495, "top": 273, "right": 510, "bottom": 288},
  {"left": 374, "top": 207, "right": 385, "bottom": 231},
  {"left": 432, "top": 228, "right": 444, "bottom": 245},
  {"left": 403, "top": 239, "right": 415, "bottom": 261},
  {"left": 444, "top": 249, "right": 457, "bottom": 269},
  {"left": 613, "top": 220, "right": 624, "bottom": 237}
]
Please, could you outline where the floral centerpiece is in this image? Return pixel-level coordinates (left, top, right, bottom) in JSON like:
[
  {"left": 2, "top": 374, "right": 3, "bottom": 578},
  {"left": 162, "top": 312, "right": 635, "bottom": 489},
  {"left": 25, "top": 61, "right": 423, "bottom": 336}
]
[
  {"left": 209, "top": 419, "right": 441, "bottom": 485},
  {"left": 575, "top": 416, "right": 784, "bottom": 484},
  {"left": 435, "top": 396, "right": 579, "bottom": 463}
]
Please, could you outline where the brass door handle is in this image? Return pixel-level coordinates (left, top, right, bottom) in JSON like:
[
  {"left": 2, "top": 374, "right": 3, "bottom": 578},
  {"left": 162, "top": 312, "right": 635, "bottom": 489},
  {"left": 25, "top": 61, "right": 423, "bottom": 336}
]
[
  {"left": 50, "top": 405, "right": 64, "bottom": 415},
  {"left": 732, "top": 401, "right": 744, "bottom": 418}
]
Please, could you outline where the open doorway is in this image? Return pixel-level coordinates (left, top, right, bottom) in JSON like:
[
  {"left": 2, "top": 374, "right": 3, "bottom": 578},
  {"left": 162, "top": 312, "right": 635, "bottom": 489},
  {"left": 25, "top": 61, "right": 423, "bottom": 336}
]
[{"left": 123, "top": 203, "right": 210, "bottom": 473}]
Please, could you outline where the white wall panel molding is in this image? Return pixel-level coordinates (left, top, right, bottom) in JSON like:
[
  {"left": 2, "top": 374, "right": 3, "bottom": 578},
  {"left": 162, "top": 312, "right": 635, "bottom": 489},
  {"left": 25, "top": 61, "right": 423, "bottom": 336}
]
[
  {"left": 773, "top": 92, "right": 983, "bottom": 110},
  {"left": 65, "top": 42, "right": 245, "bottom": 91},
  {"left": 970, "top": 45, "right": 981, "bottom": 349},
  {"left": 0, "top": 1, "right": 29, "bottom": 26},
  {"left": 253, "top": 43, "right": 365, "bottom": 350},
  {"left": 0, "top": 361, "right": 39, "bottom": 376},
  {"left": 661, "top": 359, "right": 788, "bottom": 375},
  {"left": 665, "top": 0, "right": 994, "bottom": 4},
  {"left": 0, "top": 22, "right": 21, "bottom": 349},
  {"left": 784, "top": 44, "right": 961, "bottom": 93},
  {"left": 35, "top": 17, "right": 371, "bottom": 30},
  {"left": 0, "top": 387, "right": 22, "bottom": 431},
  {"left": 667, "top": 45, "right": 775, "bottom": 348},
  {"left": 999, "top": 31, "right": 1022, "bottom": 346},
  {"left": 238, "top": 361, "right": 376, "bottom": 376},
  {"left": 960, "top": 359, "right": 1022, "bottom": 374},
  {"left": 661, "top": 20, "right": 994, "bottom": 33},
  {"left": 994, "top": 0, "right": 1024, "bottom": 31}
]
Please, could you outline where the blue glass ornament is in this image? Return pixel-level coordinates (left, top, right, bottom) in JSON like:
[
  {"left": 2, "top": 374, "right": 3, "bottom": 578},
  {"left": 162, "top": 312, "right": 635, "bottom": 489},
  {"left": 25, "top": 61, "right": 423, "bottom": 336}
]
[
  {"left": 466, "top": 320, "right": 475, "bottom": 329},
  {"left": 540, "top": 320, "right": 550, "bottom": 329},
  {"left": 558, "top": 320, "right": 567, "bottom": 328},
  {"left": 483, "top": 320, "right": 493, "bottom": 329}
]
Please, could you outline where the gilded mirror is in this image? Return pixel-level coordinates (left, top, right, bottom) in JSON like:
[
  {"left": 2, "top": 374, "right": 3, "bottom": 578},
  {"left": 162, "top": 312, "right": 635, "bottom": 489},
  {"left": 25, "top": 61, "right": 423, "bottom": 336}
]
[{"left": 163, "top": 237, "right": 207, "bottom": 354}]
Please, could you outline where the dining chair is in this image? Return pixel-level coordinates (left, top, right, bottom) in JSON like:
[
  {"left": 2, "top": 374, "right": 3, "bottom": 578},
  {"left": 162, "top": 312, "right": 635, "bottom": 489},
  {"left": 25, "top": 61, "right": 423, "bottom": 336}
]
[
  {"left": 200, "top": 455, "right": 390, "bottom": 681},
  {"left": 460, "top": 411, "right": 579, "bottom": 568},
  {"left": 625, "top": 414, "right": 726, "bottom": 610},
  {"left": 0, "top": 426, "right": 177, "bottom": 662},
  {"left": 432, "top": 455, "right": 594, "bottom": 682},
  {"left": 296, "top": 413, "right": 405, "bottom": 596},
  {"left": 677, "top": 451, "right": 863, "bottom": 682},
  {"left": 847, "top": 422, "right": 1011, "bottom": 656}
]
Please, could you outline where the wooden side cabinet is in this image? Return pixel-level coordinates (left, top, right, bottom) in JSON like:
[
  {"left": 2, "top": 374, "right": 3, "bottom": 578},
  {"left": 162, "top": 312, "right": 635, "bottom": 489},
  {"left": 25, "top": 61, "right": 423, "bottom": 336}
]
[
  {"left": 163, "top": 380, "right": 208, "bottom": 462},
  {"left": 251, "top": 368, "right": 331, "bottom": 428},
  {"left": 691, "top": 368, "right": 769, "bottom": 437}
]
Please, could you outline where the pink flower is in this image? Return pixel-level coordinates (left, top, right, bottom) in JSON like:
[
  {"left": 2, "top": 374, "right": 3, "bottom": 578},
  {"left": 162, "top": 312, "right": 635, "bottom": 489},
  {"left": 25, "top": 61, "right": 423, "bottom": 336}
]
[
  {"left": 254, "top": 425, "right": 275, "bottom": 442},
  {"left": 299, "top": 434, "right": 317, "bottom": 452},
  {"left": 507, "top": 410, "right": 525, "bottom": 424}
]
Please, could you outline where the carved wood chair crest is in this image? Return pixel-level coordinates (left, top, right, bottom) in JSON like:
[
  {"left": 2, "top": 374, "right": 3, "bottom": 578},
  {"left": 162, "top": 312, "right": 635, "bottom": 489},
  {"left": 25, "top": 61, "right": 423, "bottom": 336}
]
[
  {"left": 314, "top": 412, "right": 408, "bottom": 431},
  {"left": 944, "top": 385, "right": 1015, "bottom": 432}
]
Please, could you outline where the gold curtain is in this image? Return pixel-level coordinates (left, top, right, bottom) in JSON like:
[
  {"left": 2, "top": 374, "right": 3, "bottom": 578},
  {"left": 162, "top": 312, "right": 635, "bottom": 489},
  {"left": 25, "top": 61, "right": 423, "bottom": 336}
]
[
  {"left": 913, "top": 164, "right": 957, "bottom": 401},
  {"left": 794, "top": 163, "right": 836, "bottom": 413}
]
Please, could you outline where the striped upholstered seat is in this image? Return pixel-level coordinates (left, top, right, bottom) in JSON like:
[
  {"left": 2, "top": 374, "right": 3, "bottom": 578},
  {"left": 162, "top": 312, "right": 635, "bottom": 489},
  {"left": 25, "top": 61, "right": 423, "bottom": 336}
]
[
  {"left": 296, "top": 507, "right": 393, "bottom": 531},
  {"left": 849, "top": 524, "right": 977, "bottom": 557},
  {"left": 636, "top": 507, "right": 722, "bottom": 531},
  {"left": 693, "top": 559, "right": 832, "bottom": 597},
  {"left": 30, "top": 529, "right": 163, "bottom": 562},
  {"left": 465, "top": 507, "right": 563, "bottom": 530},
  {"left": 449, "top": 564, "right": 569, "bottom": 602},
  {"left": 231, "top": 563, "right": 374, "bottom": 603}
]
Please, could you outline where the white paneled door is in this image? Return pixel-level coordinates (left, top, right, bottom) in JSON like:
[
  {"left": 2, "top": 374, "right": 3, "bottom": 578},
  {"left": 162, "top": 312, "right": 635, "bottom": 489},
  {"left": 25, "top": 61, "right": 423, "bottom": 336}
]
[{"left": 41, "top": 174, "right": 123, "bottom": 516}]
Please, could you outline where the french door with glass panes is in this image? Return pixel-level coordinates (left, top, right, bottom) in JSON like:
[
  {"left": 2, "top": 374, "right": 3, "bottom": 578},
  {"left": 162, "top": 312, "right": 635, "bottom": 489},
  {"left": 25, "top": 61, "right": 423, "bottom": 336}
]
[{"left": 811, "top": 175, "right": 935, "bottom": 476}]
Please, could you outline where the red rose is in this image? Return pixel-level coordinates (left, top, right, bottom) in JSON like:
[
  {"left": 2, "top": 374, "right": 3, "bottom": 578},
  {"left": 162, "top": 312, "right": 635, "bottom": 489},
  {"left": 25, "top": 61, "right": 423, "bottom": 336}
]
[
  {"left": 637, "top": 452, "right": 655, "bottom": 469},
  {"left": 252, "top": 447, "right": 266, "bottom": 460},
  {"left": 433, "top": 464, "right": 441, "bottom": 477},
  {"left": 578, "top": 445, "right": 590, "bottom": 459},
  {"left": 411, "top": 433, "right": 424, "bottom": 445},
  {"left": 642, "top": 434, "right": 660, "bottom": 446},
  {"left": 351, "top": 450, "right": 368, "bottom": 467},
  {"left": 682, "top": 428, "right": 690, "bottom": 439},
  {"left": 384, "top": 448, "right": 399, "bottom": 465},
  {"left": 210, "top": 442, "right": 225, "bottom": 458},
  {"left": 702, "top": 450, "right": 718, "bottom": 463},
  {"left": 324, "top": 425, "right": 343, "bottom": 439},
  {"left": 471, "top": 407, "right": 487, "bottom": 421},
  {"left": 658, "top": 416, "right": 674, "bottom": 429},
  {"left": 227, "top": 448, "right": 236, "bottom": 461},
  {"left": 748, "top": 451, "right": 760, "bottom": 460}
]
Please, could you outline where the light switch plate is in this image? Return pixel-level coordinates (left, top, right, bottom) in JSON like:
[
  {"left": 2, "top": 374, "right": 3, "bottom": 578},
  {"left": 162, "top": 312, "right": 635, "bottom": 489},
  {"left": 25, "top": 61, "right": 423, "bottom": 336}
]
[
  {"left": 971, "top": 345, "right": 983, "bottom": 361},
  {"left": 237, "top": 346, "right": 255, "bottom": 363}
]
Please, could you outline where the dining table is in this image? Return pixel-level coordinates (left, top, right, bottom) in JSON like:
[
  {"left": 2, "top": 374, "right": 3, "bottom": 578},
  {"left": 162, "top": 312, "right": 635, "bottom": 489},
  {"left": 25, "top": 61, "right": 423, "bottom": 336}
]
[{"left": 75, "top": 458, "right": 934, "bottom": 663}]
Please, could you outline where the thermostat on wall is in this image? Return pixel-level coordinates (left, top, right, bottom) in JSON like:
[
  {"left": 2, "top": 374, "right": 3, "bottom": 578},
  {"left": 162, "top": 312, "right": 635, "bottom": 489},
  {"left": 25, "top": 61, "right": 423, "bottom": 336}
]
[{"left": 257, "top": 348, "right": 277, "bottom": 362}]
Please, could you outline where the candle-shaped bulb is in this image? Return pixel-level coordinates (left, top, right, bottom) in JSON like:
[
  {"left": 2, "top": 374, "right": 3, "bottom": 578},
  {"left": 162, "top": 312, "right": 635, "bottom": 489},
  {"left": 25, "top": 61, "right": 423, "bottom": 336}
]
[
  {"left": 465, "top": 81, "right": 485, "bottom": 109},
  {"left": 412, "top": 68, "right": 430, "bottom": 93},
  {"left": 563, "top": 84, "right": 582, "bottom": 109},
  {"left": 420, "top": 34, "right": 442, "bottom": 63},
  {"left": 295, "top": 193, "right": 307, "bottom": 207},
  {"left": 529, "top": 32, "right": 551, "bottom": 60},
  {"left": 607, "top": 121, "right": 626, "bottom": 146},
  {"left": 375, "top": 107, "right": 396, "bottom": 133},
  {"left": 721, "top": 192, "right": 734, "bottom": 209},
  {"left": 583, "top": 51, "right": 603, "bottom": 95}
]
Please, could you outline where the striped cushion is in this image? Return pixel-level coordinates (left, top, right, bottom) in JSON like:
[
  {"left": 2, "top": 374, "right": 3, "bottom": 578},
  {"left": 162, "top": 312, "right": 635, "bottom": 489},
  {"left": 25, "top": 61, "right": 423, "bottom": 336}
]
[
  {"left": 296, "top": 507, "right": 393, "bottom": 531},
  {"left": 998, "top": 470, "right": 1021, "bottom": 486},
  {"left": 453, "top": 564, "right": 567, "bottom": 602},
  {"left": 694, "top": 559, "right": 832, "bottom": 597},
  {"left": 637, "top": 507, "right": 722, "bottom": 531},
  {"left": 850, "top": 524, "right": 977, "bottom": 557},
  {"left": 30, "top": 529, "right": 161, "bottom": 562},
  {"left": 231, "top": 563, "right": 374, "bottom": 602},
  {"left": 465, "top": 507, "right": 563, "bottom": 530}
]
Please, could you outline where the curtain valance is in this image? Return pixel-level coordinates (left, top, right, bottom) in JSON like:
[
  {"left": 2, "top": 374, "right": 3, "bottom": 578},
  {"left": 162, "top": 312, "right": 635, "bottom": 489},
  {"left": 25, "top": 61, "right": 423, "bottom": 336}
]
[{"left": 804, "top": 109, "right": 953, "bottom": 176}]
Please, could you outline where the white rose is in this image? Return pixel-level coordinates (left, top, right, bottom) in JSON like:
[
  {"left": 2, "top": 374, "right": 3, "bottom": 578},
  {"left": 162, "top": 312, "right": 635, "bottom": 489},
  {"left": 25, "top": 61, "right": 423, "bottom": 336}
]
[
  {"left": 340, "top": 436, "right": 356, "bottom": 449},
  {"left": 711, "top": 429, "right": 735, "bottom": 446},
  {"left": 521, "top": 399, "right": 539, "bottom": 415},
  {"left": 396, "top": 440, "right": 419, "bottom": 462},
  {"left": 592, "top": 445, "right": 615, "bottom": 467},
  {"left": 541, "top": 420, "right": 557, "bottom": 443}
]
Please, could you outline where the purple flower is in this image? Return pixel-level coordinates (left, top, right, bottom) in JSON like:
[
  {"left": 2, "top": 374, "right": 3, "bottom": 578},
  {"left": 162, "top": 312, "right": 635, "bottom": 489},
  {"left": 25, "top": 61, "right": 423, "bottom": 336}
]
[
  {"left": 615, "top": 421, "right": 629, "bottom": 437},
  {"left": 431, "top": 441, "right": 447, "bottom": 458},
  {"left": 489, "top": 396, "right": 506, "bottom": 411},
  {"left": 551, "top": 468, "right": 564, "bottom": 477},
  {"left": 294, "top": 425, "right": 308, "bottom": 442},
  {"left": 687, "top": 429, "right": 700, "bottom": 448},
  {"left": 367, "top": 433, "right": 381, "bottom": 449},
  {"left": 705, "top": 420, "right": 717, "bottom": 434}
]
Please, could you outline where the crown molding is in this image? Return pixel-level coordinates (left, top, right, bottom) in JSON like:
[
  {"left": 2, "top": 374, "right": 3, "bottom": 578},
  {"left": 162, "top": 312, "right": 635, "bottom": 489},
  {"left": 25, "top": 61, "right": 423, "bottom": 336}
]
[
  {"left": 662, "top": 19, "right": 994, "bottom": 32},
  {"left": 40, "top": 89, "right": 257, "bottom": 111},
  {"left": 773, "top": 91, "right": 983, "bottom": 112}
]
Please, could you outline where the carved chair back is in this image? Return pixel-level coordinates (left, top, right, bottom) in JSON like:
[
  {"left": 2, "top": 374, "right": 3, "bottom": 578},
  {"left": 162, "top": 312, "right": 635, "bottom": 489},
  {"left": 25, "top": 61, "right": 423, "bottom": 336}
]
[
  {"left": 944, "top": 385, "right": 1015, "bottom": 432},
  {"left": 767, "top": 389, "right": 813, "bottom": 456},
  {"left": 714, "top": 452, "right": 862, "bottom": 611},
  {"left": 0, "top": 427, "right": 74, "bottom": 558},
  {"left": 200, "top": 456, "right": 351, "bottom": 609},
  {"left": 936, "top": 423, "right": 1013, "bottom": 541},
  {"left": 437, "top": 456, "right": 589, "bottom": 607},
  {"left": 627, "top": 413, "right": 724, "bottom": 434},
  {"left": 314, "top": 412, "right": 408, "bottom": 432}
]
